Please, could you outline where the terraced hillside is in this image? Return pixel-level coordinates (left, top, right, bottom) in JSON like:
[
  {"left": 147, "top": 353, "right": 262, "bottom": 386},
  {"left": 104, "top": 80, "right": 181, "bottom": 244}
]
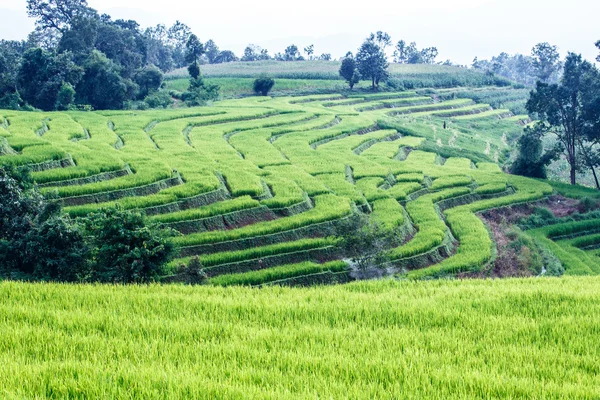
[{"left": 1, "top": 89, "right": 561, "bottom": 286}]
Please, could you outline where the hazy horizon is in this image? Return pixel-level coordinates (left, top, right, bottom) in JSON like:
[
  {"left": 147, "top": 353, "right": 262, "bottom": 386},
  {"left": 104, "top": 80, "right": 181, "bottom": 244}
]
[{"left": 1, "top": 0, "right": 598, "bottom": 65}]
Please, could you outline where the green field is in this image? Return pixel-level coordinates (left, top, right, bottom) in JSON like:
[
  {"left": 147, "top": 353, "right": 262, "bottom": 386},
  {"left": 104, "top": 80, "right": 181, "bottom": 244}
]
[
  {"left": 165, "top": 61, "right": 513, "bottom": 98},
  {"left": 1, "top": 87, "right": 553, "bottom": 287},
  {"left": 0, "top": 277, "right": 599, "bottom": 398}
]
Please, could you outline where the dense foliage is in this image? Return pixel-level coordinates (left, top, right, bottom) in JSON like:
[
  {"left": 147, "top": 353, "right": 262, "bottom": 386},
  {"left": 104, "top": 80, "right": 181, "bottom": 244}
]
[
  {"left": 253, "top": 76, "right": 275, "bottom": 96},
  {"left": 0, "top": 166, "right": 175, "bottom": 282}
]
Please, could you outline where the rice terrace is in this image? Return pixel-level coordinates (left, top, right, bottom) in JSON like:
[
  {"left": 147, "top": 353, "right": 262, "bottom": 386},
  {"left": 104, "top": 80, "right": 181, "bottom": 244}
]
[{"left": 1, "top": 0, "right": 600, "bottom": 398}]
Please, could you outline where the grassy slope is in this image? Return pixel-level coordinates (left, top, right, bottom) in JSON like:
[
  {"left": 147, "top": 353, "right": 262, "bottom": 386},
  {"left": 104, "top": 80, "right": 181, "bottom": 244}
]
[
  {"left": 1, "top": 277, "right": 599, "bottom": 398},
  {"left": 165, "top": 61, "right": 511, "bottom": 98}
]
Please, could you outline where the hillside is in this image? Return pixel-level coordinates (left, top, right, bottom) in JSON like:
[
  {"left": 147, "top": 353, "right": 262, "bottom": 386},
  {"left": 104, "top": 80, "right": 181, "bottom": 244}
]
[
  {"left": 165, "top": 61, "right": 513, "bottom": 98},
  {"left": 6, "top": 87, "right": 598, "bottom": 286},
  {"left": 0, "top": 277, "right": 599, "bottom": 398}
]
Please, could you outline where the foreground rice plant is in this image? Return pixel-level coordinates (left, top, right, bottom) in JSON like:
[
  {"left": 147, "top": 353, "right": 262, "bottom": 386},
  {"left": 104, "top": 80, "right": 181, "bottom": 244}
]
[{"left": 0, "top": 277, "right": 598, "bottom": 398}]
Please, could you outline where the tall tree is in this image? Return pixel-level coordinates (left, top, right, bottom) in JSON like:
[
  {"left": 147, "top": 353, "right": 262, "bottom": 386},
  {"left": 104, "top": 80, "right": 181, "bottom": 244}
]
[
  {"left": 17, "top": 47, "right": 83, "bottom": 110},
  {"left": 531, "top": 42, "right": 561, "bottom": 83},
  {"left": 26, "top": 0, "right": 93, "bottom": 33},
  {"left": 356, "top": 35, "right": 388, "bottom": 89},
  {"left": 394, "top": 40, "right": 407, "bottom": 63},
  {"left": 304, "top": 44, "right": 314, "bottom": 60},
  {"left": 526, "top": 53, "right": 600, "bottom": 186},
  {"left": 339, "top": 56, "right": 360, "bottom": 89},
  {"left": 596, "top": 40, "right": 600, "bottom": 62},
  {"left": 204, "top": 40, "right": 219, "bottom": 64},
  {"left": 185, "top": 34, "right": 204, "bottom": 79}
]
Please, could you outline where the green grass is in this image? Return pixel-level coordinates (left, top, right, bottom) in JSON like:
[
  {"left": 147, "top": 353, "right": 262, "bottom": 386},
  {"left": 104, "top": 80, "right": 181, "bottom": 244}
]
[{"left": 0, "top": 277, "right": 599, "bottom": 398}]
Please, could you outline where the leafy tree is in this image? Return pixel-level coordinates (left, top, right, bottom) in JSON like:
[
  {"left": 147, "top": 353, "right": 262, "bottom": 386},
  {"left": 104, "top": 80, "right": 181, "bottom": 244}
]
[
  {"left": 0, "top": 166, "right": 87, "bottom": 281},
  {"left": 188, "top": 62, "right": 200, "bottom": 80},
  {"left": 95, "top": 19, "right": 146, "bottom": 79},
  {"left": 144, "top": 24, "right": 173, "bottom": 72},
  {"left": 596, "top": 40, "right": 600, "bottom": 62},
  {"left": 319, "top": 53, "right": 332, "bottom": 61},
  {"left": 241, "top": 44, "right": 270, "bottom": 61},
  {"left": 56, "top": 82, "right": 75, "bottom": 110},
  {"left": 526, "top": 53, "right": 600, "bottom": 185},
  {"left": 304, "top": 44, "right": 314, "bottom": 60},
  {"left": 167, "top": 21, "right": 192, "bottom": 68},
  {"left": 134, "top": 65, "right": 163, "bottom": 99},
  {"left": 205, "top": 39, "right": 219, "bottom": 64},
  {"left": 339, "top": 56, "right": 360, "bottom": 89},
  {"left": 253, "top": 75, "right": 275, "bottom": 96},
  {"left": 421, "top": 47, "right": 438, "bottom": 64},
  {"left": 394, "top": 40, "right": 407, "bottom": 63},
  {"left": 213, "top": 50, "right": 238, "bottom": 64},
  {"left": 84, "top": 207, "right": 175, "bottom": 283},
  {"left": 17, "top": 47, "right": 83, "bottom": 110},
  {"left": 510, "top": 127, "right": 557, "bottom": 178},
  {"left": 370, "top": 31, "right": 392, "bottom": 51},
  {"left": 531, "top": 42, "right": 561, "bottom": 83},
  {"left": 280, "top": 44, "right": 302, "bottom": 61},
  {"left": 26, "top": 0, "right": 94, "bottom": 33},
  {"left": 185, "top": 34, "right": 204, "bottom": 79},
  {"left": 335, "top": 214, "right": 395, "bottom": 273},
  {"left": 57, "top": 15, "right": 98, "bottom": 63},
  {"left": 356, "top": 36, "right": 389, "bottom": 89},
  {"left": 76, "top": 50, "right": 132, "bottom": 110},
  {"left": 182, "top": 75, "right": 219, "bottom": 106}
]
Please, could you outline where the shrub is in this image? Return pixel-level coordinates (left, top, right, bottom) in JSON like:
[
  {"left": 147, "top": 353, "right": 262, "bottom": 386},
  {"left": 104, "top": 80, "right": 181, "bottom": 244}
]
[
  {"left": 253, "top": 76, "right": 275, "bottom": 96},
  {"left": 144, "top": 91, "right": 174, "bottom": 109},
  {"left": 84, "top": 208, "right": 176, "bottom": 283}
]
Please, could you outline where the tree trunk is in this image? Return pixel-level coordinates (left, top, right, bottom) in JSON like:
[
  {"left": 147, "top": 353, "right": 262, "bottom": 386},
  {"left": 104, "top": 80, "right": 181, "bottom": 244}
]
[
  {"left": 372, "top": 77, "right": 375, "bottom": 90},
  {"left": 570, "top": 163, "right": 576, "bottom": 185}
]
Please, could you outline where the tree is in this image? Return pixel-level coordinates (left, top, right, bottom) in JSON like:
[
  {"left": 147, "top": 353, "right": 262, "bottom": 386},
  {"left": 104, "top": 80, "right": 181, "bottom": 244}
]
[
  {"left": 319, "top": 53, "right": 332, "bottom": 61},
  {"left": 280, "top": 44, "right": 302, "bottom": 61},
  {"left": 182, "top": 75, "right": 219, "bottom": 106},
  {"left": 510, "top": 127, "right": 557, "bottom": 178},
  {"left": 0, "top": 166, "right": 87, "bottom": 282},
  {"left": 253, "top": 75, "right": 275, "bottom": 96},
  {"left": 335, "top": 214, "right": 395, "bottom": 273},
  {"left": 370, "top": 31, "right": 392, "bottom": 52},
  {"left": 134, "top": 65, "right": 163, "bottom": 99},
  {"left": 242, "top": 44, "right": 271, "bottom": 61},
  {"left": 213, "top": 50, "right": 238, "bottom": 64},
  {"left": 185, "top": 34, "right": 204, "bottom": 74},
  {"left": 17, "top": 47, "right": 83, "bottom": 110},
  {"left": 57, "top": 15, "right": 99, "bottom": 63},
  {"left": 356, "top": 36, "right": 388, "bottom": 89},
  {"left": 56, "top": 82, "right": 75, "bottom": 110},
  {"left": 304, "top": 44, "right": 314, "bottom": 60},
  {"left": 94, "top": 19, "right": 146, "bottom": 79},
  {"left": 526, "top": 53, "right": 600, "bottom": 186},
  {"left": 26, "top": 0, "right": 94, "bottom": 33},
  {"left": 167, "top": 21, "right": 192, "bottom": 68},
  {"left": 84, "top": 207, "right": 175, "bottom": 283},
  {"left": 596, "top": 40, "right": 600, "bottom": 62},
  {"left": 339, "top": 56, "right": 360, "bottom": 89},
  {"left": 76, "top": 50, "right": 131, "bottom": 110},
  {"left": 205, "top": 39, "right": 219, "bottom": 64},
  {"left": 531, "top": 42, "right": 561, "bottom": 83},
  {"left": 393, "top": 40, "right": 407, "bottom": 63},
  {"left": 421, "top": 47, "right": 438, "bottom": 64}
]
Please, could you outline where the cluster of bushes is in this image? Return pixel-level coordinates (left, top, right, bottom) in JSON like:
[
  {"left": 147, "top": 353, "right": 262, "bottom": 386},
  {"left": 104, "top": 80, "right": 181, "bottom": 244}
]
[{"left": 0, "top": 167, "right": 175, "bottom": 283}]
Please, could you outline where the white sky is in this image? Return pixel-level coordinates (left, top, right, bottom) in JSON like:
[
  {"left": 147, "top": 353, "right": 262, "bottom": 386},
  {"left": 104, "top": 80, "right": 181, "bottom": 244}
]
[{"left": 1, "top": 0, "right": 598, "bottom": 65}]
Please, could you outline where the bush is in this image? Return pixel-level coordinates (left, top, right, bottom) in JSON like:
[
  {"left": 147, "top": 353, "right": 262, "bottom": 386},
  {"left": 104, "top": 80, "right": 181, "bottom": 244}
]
[
  {"left": 144, "top": 91, "right": 173, "bottom": 108},
  {"left": 0, "top": 166, "right": 88, "bottom": 281},
  {"left": 182, "top": 76, "right": 219, "bottom": 106},
  {"left": 253, "top": 76, "right": 275, "bottom": 96},
  {"left": 84, "top": 208, "right": 176, "bottom": 284}
]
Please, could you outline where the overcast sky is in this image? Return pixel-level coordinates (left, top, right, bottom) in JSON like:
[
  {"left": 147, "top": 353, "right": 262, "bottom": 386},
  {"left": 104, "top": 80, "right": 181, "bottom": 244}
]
[{"left": 1, "top": 0, "right": 598, "bottom": 65}]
